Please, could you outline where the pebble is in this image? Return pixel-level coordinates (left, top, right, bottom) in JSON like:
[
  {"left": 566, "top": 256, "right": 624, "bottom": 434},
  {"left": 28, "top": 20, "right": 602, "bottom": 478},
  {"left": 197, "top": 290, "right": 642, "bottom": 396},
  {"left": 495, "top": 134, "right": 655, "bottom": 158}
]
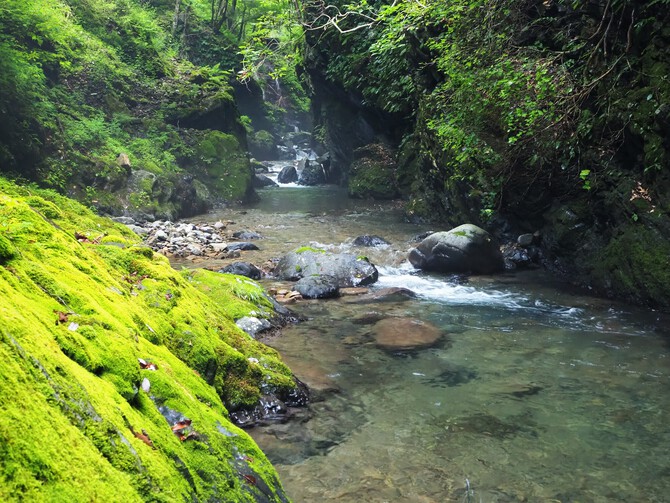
[{"left": 125, "top": 218, "right": 259, "bottom": 260}]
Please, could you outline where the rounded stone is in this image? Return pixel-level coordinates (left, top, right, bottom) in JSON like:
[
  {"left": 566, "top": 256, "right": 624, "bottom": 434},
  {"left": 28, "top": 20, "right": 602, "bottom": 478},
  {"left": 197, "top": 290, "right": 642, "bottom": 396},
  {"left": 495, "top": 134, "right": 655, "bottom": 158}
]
[{"left": 372, "top": 317, "right": 443, "bottom": 351}]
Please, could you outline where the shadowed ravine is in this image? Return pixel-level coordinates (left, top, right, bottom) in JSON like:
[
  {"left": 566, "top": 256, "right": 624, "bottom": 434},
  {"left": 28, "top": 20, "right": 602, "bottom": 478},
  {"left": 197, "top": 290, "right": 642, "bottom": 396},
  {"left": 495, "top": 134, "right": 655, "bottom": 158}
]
[{"left": 192, "top": 183, "right": 670, "bottom": 502}]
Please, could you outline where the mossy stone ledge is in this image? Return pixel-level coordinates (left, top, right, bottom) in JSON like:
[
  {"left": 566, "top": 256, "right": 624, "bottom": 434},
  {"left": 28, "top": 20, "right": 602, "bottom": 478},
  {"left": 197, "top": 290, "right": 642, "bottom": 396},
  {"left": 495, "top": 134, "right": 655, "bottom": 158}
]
[{"left": 0, "top": 177, "right": 294, "bottom": 502}]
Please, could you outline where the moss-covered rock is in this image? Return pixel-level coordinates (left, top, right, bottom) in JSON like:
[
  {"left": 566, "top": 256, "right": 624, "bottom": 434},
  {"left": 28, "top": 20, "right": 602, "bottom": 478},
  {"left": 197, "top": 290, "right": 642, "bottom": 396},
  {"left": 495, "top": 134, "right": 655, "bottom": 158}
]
[
  {"left": 0, "top": 177, "right": 293, "bottom": 501},
  {"left": 183, "top": 130, "right": 255, "bottom": 204},
  {"left": 248, "top": 130, "right": 277, "bottom": 161},
  {"left": 589, "top": 225, "right": 670, "bottom": 308},
  {"left": 348, "top": 144, "right": 399, "bottom": 200}
]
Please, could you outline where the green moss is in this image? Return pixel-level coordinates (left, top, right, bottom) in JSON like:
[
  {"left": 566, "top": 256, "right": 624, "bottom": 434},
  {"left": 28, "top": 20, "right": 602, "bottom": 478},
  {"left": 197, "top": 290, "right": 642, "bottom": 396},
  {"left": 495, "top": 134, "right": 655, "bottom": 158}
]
[
  {"left": 348, "top": 159, "right": 399, "bottom": 200},
  {"left": 0, "top": 177, "right": 292, "bottom": 502},
  {"left": 295, "top": 246, "right": 326, "bottom": 254},
  {"left": 194, "top": 130, "right": 253, "bottom": 203},
  {"left": 0, "top": 234, "right": 17, "bottom": 264},
  {"left": 590, "top": 225, "right": 670, "bottom": 308}
]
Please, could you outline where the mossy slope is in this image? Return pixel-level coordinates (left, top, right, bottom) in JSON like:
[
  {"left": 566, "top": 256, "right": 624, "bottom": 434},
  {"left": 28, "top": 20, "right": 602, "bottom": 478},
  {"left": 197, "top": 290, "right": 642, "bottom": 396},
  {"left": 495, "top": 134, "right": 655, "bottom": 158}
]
[{"left": 0, "top": 178, "right": 292, "bottom": 502}]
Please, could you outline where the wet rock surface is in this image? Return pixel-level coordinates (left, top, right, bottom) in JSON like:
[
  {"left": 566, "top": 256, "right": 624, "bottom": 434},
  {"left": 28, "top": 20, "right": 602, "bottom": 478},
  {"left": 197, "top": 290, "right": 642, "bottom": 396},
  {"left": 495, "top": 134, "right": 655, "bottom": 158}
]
[
  {"left": 352, "top": 235, "right": 390, "bottom": 247},
  {"left": 218, "top": 261, "right": 262, "bottom": 280},
  {"left": 293, "top": 275, "right": 340, "bottom": 299},
  {"left": 372, "top": 317, "right": 444, "bottom": 351},
  {"left": 278, "top": 165, "right": 298, "bottom": 184},
  {"left": 409, "top": 224, "right": 505, "bottom": 274},
  {"left": 274, "top": 248, "right": 379, "bottom": 287}
]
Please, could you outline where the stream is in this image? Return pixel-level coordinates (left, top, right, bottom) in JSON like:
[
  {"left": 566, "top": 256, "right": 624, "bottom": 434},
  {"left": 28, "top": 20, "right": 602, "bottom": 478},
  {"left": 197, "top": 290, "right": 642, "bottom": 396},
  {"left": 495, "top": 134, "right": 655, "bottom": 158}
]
[{"left": 188, "top": 172, "right": 670, "bottom": 502}]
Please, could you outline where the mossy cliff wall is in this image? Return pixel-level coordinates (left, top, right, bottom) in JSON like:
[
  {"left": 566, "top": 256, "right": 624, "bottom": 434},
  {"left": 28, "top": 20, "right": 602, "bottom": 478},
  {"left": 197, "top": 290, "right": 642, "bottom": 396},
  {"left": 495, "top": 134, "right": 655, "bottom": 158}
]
[{"left": 0, "top": 177, "right": 295, "bottom": 501}]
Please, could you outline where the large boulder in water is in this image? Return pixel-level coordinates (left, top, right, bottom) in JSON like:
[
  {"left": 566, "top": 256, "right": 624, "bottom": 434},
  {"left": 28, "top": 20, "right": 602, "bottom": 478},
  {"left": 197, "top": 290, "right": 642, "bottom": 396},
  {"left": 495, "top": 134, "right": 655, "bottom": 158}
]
[
  {"left": 253, "top": 173, "right": 277, "bottom": 188},
  {"left": 217, "top": 262, "right": 262, "bottom": 280},
  {"left": 408, "top": 224, "right": 504, "bottom": 274},
  {"left": 278, "top": 165, "right": 298, "bottom": 184},
  {"left": 298, "top": 160, "right": 326, "bottom": 186},
  {"left": 274, "top": 247, "right": 378, "bottom": 287},
  {"left": 353, "top": 235, "right": 390, "bottom": 247}
]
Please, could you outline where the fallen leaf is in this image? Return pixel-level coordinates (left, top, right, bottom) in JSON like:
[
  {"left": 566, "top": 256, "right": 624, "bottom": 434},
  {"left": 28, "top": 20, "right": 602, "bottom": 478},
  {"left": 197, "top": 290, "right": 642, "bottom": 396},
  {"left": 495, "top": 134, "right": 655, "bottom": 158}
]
[
  {"left": 133, "top": 429, "right": 155, "bottom": 449},
  {"left": 171, "top": 419, "right": 192, "bottom": 432},
  {"left": 138, "top": 358, "right": 158, "bottom": 371},
  {"left": 178, "top": 431, "right": 199, "bottom": 442},
  {"left": 54, "top": 310, "right": 69, "bottom": 325},
  {"left": 240, "top": 473, "right": 257, "bottom": 486}
]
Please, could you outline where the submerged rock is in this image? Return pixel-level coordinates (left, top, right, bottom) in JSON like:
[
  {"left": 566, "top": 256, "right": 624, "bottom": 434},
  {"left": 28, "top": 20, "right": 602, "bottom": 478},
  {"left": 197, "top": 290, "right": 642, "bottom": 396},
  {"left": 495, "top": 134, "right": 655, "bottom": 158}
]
[
  {"left": 353, "top": 235, "right": 390, "bottom": 247},
  {"left": 408, "top": 224, "right": 504, "bottom": 274},
  {"left": 361, "top": 287, "right": 416, "bottom": 303},
  {"left": 372, "top": 317, "right": 443, "bottom": 351}
]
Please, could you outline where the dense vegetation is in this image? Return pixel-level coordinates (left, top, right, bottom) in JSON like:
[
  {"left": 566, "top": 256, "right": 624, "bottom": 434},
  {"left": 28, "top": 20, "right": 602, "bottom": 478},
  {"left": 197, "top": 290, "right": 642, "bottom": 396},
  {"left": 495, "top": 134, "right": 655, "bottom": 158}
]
[
  {"left": 296, "top": 0, "right": 670, "bottom": 307},
  {"left": 0, "top": 0, "right": 669, "bottom": 499},
  {"left": 0, "top": 0, "right": 306, "bottom": 219}
]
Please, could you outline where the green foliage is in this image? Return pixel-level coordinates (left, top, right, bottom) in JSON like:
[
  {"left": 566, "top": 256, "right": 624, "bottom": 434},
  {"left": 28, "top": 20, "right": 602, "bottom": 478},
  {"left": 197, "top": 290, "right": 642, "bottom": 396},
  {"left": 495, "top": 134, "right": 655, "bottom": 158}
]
[
  {"left": 238, "top": 3, "right": 310, "bottom": 118},
  {"left": 0, "top": 0, "right": 253, "bottom": 217},
  {"left": 303, "top": 0, "right": 670, "bottom": 225}
]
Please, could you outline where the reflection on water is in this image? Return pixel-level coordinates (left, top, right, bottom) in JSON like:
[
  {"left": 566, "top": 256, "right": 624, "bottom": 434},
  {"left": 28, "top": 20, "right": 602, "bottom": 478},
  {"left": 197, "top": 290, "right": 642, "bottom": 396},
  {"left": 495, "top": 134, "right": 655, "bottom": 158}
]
[{"left": 206, "top": 185, "right": 670, "bottom": 502}]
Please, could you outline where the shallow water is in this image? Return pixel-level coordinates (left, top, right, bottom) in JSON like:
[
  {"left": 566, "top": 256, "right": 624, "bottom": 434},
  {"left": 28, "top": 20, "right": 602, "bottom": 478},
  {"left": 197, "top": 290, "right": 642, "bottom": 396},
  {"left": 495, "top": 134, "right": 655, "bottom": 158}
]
[{"left": 199, "top": 183, "right": 670, "bottom": 502}]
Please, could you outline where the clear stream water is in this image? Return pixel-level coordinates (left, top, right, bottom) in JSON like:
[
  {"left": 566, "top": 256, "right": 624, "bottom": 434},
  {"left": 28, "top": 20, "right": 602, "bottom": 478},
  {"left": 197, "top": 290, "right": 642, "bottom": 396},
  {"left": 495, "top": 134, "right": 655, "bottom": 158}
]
[{"left": 194, "top": 178, "right": 670, "bottom": 503}]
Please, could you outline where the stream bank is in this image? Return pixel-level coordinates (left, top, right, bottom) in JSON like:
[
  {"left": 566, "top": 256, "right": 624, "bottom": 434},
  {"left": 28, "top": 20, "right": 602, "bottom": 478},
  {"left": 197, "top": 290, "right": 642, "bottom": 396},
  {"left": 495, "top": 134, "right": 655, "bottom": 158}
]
[{"left": 135, "top": 182, "right": 670, "bottom": 502}]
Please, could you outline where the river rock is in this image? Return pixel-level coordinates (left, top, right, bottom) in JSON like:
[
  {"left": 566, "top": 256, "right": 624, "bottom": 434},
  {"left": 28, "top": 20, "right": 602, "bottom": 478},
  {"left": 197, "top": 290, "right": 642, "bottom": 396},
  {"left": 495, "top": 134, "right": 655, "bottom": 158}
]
[
  {"left": 274, "top": 248, "right": 378, "bottom": 287},
  {"left": 227, "top": 242, "right": 260, "bottom": 252},
  {"left": 298, "top": 160, "right": 326, "bottom": 186},
  {"left": 293, "top": 275, "right": 340, "bottom": 299},
  {"left": 517, "top": 233, "right": 535, "bottom": 247},
  {"left": 236, "top": 316, "right": 272, "bottom": 338},
  {"left": 278, "top": 165, "right": 298, "bottom": 184},
  {"left": 366, "top": 287, "right": 416, "bottom": 302},
  {"left": 408, "top": 224, "right": 504, "bottom": 274},
  {"left": 372, "top": 317, "right": 443, "bottom": 351},
  {"left": 254, "top": 174, "right": 277, "bottom": 188},
  {"left": 233, "top": 230, "right": 263, "bottom": 240},
  {"left": 218, "top": 262, "right": 262, "bottom": 280},
  {"left": 353, "top": 235, "right": 390, "bottom": 247}
]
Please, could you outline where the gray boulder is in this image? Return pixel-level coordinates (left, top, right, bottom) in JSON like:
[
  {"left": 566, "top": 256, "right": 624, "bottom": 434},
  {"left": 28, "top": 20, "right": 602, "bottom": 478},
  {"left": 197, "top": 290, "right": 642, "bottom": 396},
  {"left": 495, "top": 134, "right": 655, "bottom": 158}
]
[
  {"left": 298, "top": 160, "right": 326, "bottom": 186},
  {"left": 253, "top": 174, "right": 277, "bottom": 188},
  {"left": 278, "top": 165, "right": 298, "bottom": 184},
  {"left": 293, "top": 275, "right": 340, "bottom": 299},
  {"left": 353, "top": 235, "right": 390, "bottom": 247},
  {"left": 408, "top": 224, "right": 504, "bottom": 274},
  {"left": 226, "top": 242, "right": 260, "bottom": 252},
  {"left": 274, "top": 248, "right": 378, "bottom": 287}
]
